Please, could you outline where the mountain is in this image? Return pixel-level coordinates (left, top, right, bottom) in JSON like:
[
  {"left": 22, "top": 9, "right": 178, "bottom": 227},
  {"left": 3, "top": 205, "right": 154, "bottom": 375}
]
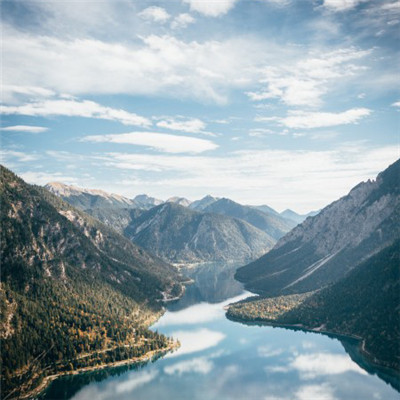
[
  {"left": 189, "top": 195, "right": 219, "bottom": 211},
  {"left": 280, "top": 209, "right": 318, "bottom": 224},
  {"left": 45, "top": 182, "right": 136, "bottom": 210},
  {"left": 235, "top": 159, "right": 400, "bottom": 296},
  {"left": 124, "top": 202, "right": 275, "bottom": 264},
  {"left": 203, "top": 198, "right": 296, "bottom": 240},
  {"left": 280, "top": 209, "right": 319, "bottom": 224},
  {"left": 278, "top": 240, "right": 400, "bottom": 370},
  {"left": 167, "top": 196, "right": 192, "bottom": 207},
  {"left": 250, "top": 204, "right": 280, "bottom": 216},
  {"left": 133, "top": 194, "right": 163, "bottom": 209},
  {"left": 1, "top": 166, "right": 184, "bottom": 398},
  {"left": 228, "top": 241, "right": 400, "bottom": 370}
]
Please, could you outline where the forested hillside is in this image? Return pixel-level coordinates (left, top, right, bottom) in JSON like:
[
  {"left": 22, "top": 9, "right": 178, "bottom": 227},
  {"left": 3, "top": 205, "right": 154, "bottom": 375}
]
[
  {"left": 0, "top": 166, "right": 184, "bottom": 398},
  {"left": 228, "top": 241, "right": 400, "bottom": 370}
]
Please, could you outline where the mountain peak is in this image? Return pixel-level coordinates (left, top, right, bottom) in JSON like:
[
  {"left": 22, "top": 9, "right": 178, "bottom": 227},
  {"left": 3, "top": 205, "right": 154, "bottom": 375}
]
[
  {"left": 166, "top": 196, "right": 192, "bottom": 207},
  {"left": 45, "top": 182, "right": 135, "bottom": 208}
]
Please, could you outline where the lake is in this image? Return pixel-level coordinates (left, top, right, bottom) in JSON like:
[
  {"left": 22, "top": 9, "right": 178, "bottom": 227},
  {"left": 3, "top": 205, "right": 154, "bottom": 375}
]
[{"left": 42, "top": 262, "right": 400, "bottom": 400}]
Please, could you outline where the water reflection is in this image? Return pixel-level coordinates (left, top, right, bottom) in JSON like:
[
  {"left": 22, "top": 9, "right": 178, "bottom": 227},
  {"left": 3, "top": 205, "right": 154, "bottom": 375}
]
[
  {"left": 167, "top": 261, "right": 244, "bottom": 311},
  {"left": 42, "top": 262, "right": 400, "bottom": 400}
]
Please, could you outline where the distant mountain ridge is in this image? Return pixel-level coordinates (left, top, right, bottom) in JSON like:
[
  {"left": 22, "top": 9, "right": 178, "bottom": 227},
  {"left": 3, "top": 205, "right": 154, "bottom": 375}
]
[
  {"left": 203, "top": 198, "right": 296, "bottom": 240},
  {"left": 189, "top": 195, "right": 220, "bottom": 211},
  {"left": 45, "top": 182, "right": 136, "bottom": 209},
  {"left": 124, "top": 202, "right": 275, "bottom": 264},
  {"left": 133, "top": 194, "right": 164, "bottom": 209},
  {"left": 45, "top": 186, "right": 290, "bottom": 264},
  {"left": 280, "top": 209, "right": 318, "bottom": 224},
  {"left": 236, "top": 159, "right": 400, "bottom": 296}
]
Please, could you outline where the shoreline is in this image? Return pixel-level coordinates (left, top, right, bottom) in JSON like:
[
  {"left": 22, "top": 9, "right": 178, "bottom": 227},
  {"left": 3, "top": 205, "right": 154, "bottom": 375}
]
[
  {"left": 15, "top": 341, "right": 180, "bottom": 400},
  {"left": 226, "top": 312, "right": 400, "bottom": 378}
]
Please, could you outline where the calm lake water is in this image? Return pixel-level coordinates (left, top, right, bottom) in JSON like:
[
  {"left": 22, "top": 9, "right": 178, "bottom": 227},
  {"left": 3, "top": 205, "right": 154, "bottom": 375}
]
[{"left": 43, "top": 262, "right": 400, "bottom": 400}]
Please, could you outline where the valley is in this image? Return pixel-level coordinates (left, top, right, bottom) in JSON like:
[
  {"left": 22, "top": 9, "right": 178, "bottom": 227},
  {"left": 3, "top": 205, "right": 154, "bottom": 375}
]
[{"left": 1, "top": 160, "right": 399, "bottom": 399}]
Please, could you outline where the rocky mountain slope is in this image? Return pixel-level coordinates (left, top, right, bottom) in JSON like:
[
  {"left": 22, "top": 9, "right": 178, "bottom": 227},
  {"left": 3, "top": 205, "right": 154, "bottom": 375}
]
[
  {"left": 124, "top": 202, "right": 275, "bottom": 264},
  {"left": 189, "top": 195, "right": 219, "bottom": 211},
  {"left": 203, "top": 198, "right": 296, "bottom": 240},
  {"left": 236, "top": 159, "right": 400, "bottom": 295},
  {"left": 1, "top": 166, "right": 184, "bottom": 398},
  {"left": 133, "top": 194, "right": 163, "bottom": 209},
  {"left": 166, "top": 196, "right": 192, "bottom": 207},
  {"left": 45, "top": 182, "right": 136, "bottom": 210}
]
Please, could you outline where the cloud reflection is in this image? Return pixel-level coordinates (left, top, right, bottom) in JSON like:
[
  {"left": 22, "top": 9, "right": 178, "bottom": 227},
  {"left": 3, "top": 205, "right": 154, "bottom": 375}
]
[
  {"left": 291, "top": 353, "right": 367, "bottom": 379},
  {"left": 265, "top": 351, "right": 366, "bottom": 380},
  {"left": 154, "top": 291, "right": 252, "bottom": 327},
  {"left": 164, "top": 356, "right": 214, "bottom": 375},
  {"left": 72, "top": 370, "right": 158, "bottom": 400},
  {"left": 167, "top": 328, "right": 226, "bottom": 358}
]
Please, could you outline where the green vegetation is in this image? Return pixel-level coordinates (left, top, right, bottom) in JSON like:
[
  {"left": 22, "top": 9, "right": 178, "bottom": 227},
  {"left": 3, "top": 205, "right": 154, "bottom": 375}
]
[
  {"left": 227, "top": 292, "right": 314, "bottom": 322},
  {"left": 0, "top": 165, "right": 183, "bottom": 399},
  {"left": 228, "top": 241, "right": 400, "bottom": 370}
]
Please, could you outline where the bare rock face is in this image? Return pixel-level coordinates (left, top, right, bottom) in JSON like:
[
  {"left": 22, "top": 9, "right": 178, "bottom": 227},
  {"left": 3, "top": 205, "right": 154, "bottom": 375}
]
[{"left": 236, "top": 159, "right": 400, "bottom": 296}]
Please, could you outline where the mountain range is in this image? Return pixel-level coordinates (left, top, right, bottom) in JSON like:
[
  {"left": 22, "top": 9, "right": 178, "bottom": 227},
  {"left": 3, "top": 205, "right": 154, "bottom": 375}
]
[
  {"left": 1, "top": 166, "right": 184, "bottom": 398},
  {"left": 124, "top": 202, "right": 275, "bottom": 263},
  {"left": 45, "top": 184, "right": 297, "bottom": 264}
]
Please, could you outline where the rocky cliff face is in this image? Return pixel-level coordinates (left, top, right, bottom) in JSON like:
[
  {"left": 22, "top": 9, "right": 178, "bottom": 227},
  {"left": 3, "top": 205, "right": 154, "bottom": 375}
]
[
  {"left": 125, "top": 202, "right": 275, "bottom": 264},
  {"left": 236, "top": 159, "right": 400, "bottom": 295}
]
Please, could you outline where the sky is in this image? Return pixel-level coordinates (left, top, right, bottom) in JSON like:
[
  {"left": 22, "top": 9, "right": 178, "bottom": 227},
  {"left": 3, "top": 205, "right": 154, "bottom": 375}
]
[{"left": 1, "top": 0, "right": 399, "bottom": 213}]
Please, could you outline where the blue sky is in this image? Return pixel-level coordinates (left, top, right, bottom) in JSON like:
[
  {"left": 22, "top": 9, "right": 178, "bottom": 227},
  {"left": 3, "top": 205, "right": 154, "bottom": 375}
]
[{"left": 1, "top": 0, "right": 399, "bottom": 212}]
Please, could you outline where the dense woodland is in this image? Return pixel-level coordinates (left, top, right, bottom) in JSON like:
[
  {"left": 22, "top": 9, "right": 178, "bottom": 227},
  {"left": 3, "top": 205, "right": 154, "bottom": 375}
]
[
  {"left": 228, "top": 241, "right": 400, "bottom": 370},
  {"left": 0, "top": 166, "right": 183, "bottom": 398}
]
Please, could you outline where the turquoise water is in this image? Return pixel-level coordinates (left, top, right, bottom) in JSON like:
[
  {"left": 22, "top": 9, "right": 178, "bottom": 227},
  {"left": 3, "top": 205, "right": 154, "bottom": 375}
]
[{"left": 43, "top": 262, "right": 400, "bottom": 400}]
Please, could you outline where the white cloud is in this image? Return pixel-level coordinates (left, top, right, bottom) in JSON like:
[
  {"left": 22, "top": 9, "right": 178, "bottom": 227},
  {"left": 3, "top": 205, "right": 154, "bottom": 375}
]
[
  {"left": 2, "top": 85, "right": 55, "bottom": 103},
  {"left": 183, "top": 0, "right": 238, "bottom": 17},
  {"left": 392, "top": 101, "right": 400, "bottom": 108},
  {"left": 248, "top": 48, "right": 371, "bottom": 107},
  {"left": 138, "top": 6, "right": 170, "bottom": 23},
  {"left": 295, "top": 384, "right": 337, "bottom": 400},
  {"left": 83, "top": 131, "right": 217, "bottom": 154},
  {"left": 0, "top": 150, "right": 39, "bottom": 163},
  {"left": 100, "top": 144, "right": 398, "bottom": 213},
  {"left": 1, "top": 99, "right": 151, "bottom": 127},
  {"left": 164, "top": 356, "right": 214, "bottom": 375},
  {"left": 248, "top": 128, "right": 287, "bottom": 137},
  {"left": 322, "top": 0, "right": 366, "bottom": 12},
  {"left": 171, "top": 13, "right": 195, "bottom": 29},
  {"left": 278, "top": 108, "right": 371, "bottom": 129},
  {"left": 290, "top": 352, "right": 367, "bottom": 379},
  {"left": 0, "top": 125, "right": 48, "bottom": 133},
  {"left": 156, "top": 117, "right": 207, "bottom": 134},
  {"left": 167, "top": 328, "right": 226, "bottom": 358},
  {"left": 3, "top": 29, "right": 268, "bottom": 104}
]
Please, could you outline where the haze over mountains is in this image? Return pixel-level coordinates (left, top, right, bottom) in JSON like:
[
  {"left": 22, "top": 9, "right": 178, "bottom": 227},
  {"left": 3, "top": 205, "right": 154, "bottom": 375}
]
[{"left": 45, "top": 183, "right": 298, "bottom": 264}]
